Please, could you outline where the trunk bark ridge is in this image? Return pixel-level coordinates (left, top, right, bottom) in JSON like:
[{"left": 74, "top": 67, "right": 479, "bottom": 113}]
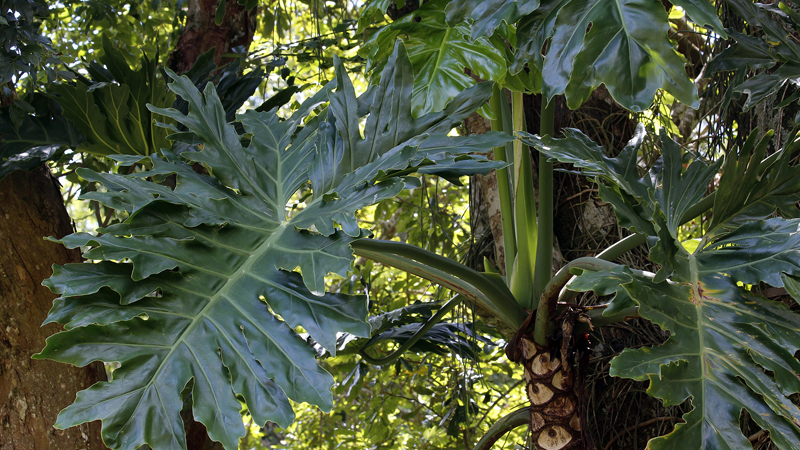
[{"left": 518, "top": 335, "right": 582, "bottom": 450}]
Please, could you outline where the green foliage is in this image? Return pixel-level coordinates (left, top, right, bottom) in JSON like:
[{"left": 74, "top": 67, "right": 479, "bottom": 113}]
[
  {"left": 512, "top": 0, "right": 721, "bottom": 110},
  {"left": 707, "top": 0, "right": 800, "bottom": 111},
  {"left": 42, "top": 0, "right": 182, "bottom": 69},
  {"left": 444, "top": 0, "right": 539, "bottom": 41},
  {"left": 362, "top": 0, "right": 509, "bottom": 117},
  {"left": 0, "top": 0, "right": 57, "bottom": 85},
  {"left": 175, "top": 48, "right": 265, "bottom": 124},
  {"left": 0, "top": 95, "right": 83, "bottom": 180},
  {"left": 18, "top": 0, "right": 800, "bottom": 448},
  {"left": 35, "top": 42, "right": 504, "bottom": 450},
  {"left": 524, "top": 126, "right": 800, "bottom": 447},
  {"left": 49, "top": 36, "right": 174, "bottom": 157}
]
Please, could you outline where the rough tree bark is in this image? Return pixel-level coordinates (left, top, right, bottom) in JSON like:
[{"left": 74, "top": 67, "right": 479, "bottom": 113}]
[
  {"left": 167, "top": 0, "right": 257, "bottom": 73},
  {"left": 0, "top": 166, "right": 107, "bottom": 450}
]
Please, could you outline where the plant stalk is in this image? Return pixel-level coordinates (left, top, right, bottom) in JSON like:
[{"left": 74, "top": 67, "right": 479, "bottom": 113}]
[
  {"left": 596, "top": 233, "right": 647, "bottom": 261},
  {"left": 532, "top": 98, "right": 555, "bottom": 305},
  {"left": 510, "top": 91, "right": 538, "bottom": 309},
  {"left": 490, "top": 85, "right": 517, "bottom": 281},
  {"left": 351, "top": 239, "right": 526, "bottom": 330},
  {"left": 472, "top": 407, "right": 531, "bottom": 450},
  {"left": 533, "top": 257, "right": 621, "bottom": 345}
]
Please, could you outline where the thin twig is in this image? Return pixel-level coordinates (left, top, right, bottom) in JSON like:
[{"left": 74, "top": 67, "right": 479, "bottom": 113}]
[
  {"left": 473, "top": 379, "right": 525, "bottom": 431},
  {"left": 603, "top": 417, "right": 685, "bottom": 450}
]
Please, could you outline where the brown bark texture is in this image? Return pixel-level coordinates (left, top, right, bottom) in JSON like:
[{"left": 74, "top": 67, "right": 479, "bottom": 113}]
[
  {"left": 518, "top": 336, "right": 582, "bottom": 450},
  {"left": 167, "top": 0, "right": 257, "bottom": 73},
  {"left": 0, "top": 166, "right": 107, "bottom": 450}
]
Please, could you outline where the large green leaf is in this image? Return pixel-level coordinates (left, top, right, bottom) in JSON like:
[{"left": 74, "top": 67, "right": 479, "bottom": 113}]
[
  {"left": 512, "top": 0, "right": 711, "bottom": 110},
  {"left": 49, "top": 36, "right": 174, "bottom": 156},
  {"left": 531, "top": 123, "right": 800, "bottom": 447},
  {"left": 444, "top": 0, "right": 540, "bottom": 40},
  {"left": 362, "top": 0, "right": 507, "bottom": 117},
  {"left": 36, "top": 42, "right": 505, "bottom": 450},
  {"left": 519, "top": 125, "right": 658, "bottom": 235},
  {"left": 570, "top": 265, "right": 800, "bottom": 449},
  {"left": 356, "top": 0, "right": 395, "bottom": 32},
  {"left": 0, "top": 107, "right": 83, "bottom": 180},
  {"left": 706, "top": 130, "right": 800, "bottom": 237},
  {"left": 519, "top": 126, "right": 722, "bottom": 281}
]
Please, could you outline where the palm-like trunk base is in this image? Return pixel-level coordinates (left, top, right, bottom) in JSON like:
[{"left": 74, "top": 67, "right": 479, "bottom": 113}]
[{"left": 520, "top": 336, "right": 582, "bottom": 450}]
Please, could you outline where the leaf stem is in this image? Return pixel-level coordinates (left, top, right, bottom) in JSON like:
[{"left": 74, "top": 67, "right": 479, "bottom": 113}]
[
  {"left": 532, "top": 98, "right": 555, "bottom": 304},
  {"left": 351, "top": 239, "right": 525, "bottom": 330},
  {"left": 510, "top": 91, "right": 537, "bottom": 309},
  {"left": 597, "top": 233, "right": 647, "bottom": 261},
  {"left": 533, "top": 257, "right": 621, "bottom": 345},
  {"left": 472, "top": 407, "right": 530, "bottom": 450},
  {"left": 582, "top": 304, "right": 641, "bottom": 328},
  {"left": 490, "top": 85, "right": 517, "bottom": 281},
  {"left": 359, "top": 295, "right": 464, "bottom": 365}
]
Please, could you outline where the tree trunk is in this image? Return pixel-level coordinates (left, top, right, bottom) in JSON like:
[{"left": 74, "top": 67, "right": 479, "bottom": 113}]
[
  {"left": 519, "top": 336, "right": 582, "bottom": 450},
  {"left": 0, "top": 166, "right": 107, "bottom": 450},
  {"left": 167, "top": 0, "right": 257, "bottom": 73}
]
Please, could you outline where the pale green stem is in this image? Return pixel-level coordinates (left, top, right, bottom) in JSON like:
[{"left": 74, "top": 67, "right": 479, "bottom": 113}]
[
  {"left": 583, "top": 304, "right": 641, "bottom": 328},
  {"left": 510, "top": 91, "right": 538, "bottom": 309},
  {"left": 351, "top": 239, "right": 525, "bottom": 330},
  {"left": 597, "top": 233, "right": 647, "bottom": 261},
  {"left": 532, "top": 99, "right": 555, "bottom": 304},
  {"left": 490, "top": 85, "right": 517, "bottom": 281}
]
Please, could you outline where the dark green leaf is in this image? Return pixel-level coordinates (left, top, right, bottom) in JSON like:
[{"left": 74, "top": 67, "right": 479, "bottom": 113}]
[
  {"left": 49, "top": 36, "right": 174, "bottom": 157},
  {"left": 362, "top": 0, "right": 506, "bottom": 117},
  {"left": 513, "top": 0, "right": 699, "bottom": 111},
  {"left": 37, "top": 42, "right": 506, "bottom": 450},
  {"left": 0, "top": 110, "right": 84, "bottom": 180},
  {"left": 571, "top": 267, "right": 800, "bottom": 449},
  {"left": 707, "top": 129, "right": 800, "bottom": 237},
  {"left": 444, "top": 0, "right": 540, "bottom": 40}
]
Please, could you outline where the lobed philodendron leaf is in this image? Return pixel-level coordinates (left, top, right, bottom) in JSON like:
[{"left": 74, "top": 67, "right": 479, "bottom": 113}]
[
  {"left": 36, "top": 42, "right": 505, "bottom": 450},
  {"left": 528, "top": 125, "right": 800, "bottom": 447},
  {"left": 361, "top": 0, "right": 507, "bottom": 117},
  {"left": 49, "top": 36, "right": 175, "bottom": 157},
  {"left": 706, "top": 0, "right": 800, "bottom": 111},
  {"left": 511, "top": 0, "right": 723, "bottom": 111},
  {"left": 569, "top": 265, "right": 800, "bottom": 449}
]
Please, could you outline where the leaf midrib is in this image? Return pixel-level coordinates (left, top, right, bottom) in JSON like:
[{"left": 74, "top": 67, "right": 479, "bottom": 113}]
[{"left": 119, "top": 221, "right": 292, "bottom": 431}]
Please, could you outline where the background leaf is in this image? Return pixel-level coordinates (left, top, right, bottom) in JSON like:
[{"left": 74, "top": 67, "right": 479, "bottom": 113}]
[
  {"left": 513, "top": 0, "right": 699, "bottom": 111},
  {"left": 362, "top": 0, "right": 507, "bottom": 117}
]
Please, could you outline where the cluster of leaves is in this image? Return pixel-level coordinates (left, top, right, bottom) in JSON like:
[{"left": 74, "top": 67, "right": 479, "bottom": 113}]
[
  {"left": 35, "top": 42, "right": 507, "bottom": 450},
  {"left": 520, "top": 125, "right": 800, "bottom": 447},
  {"left": 707, "top": 0, "right": 800, "bottom": 113},
  {"left": 41, "top": 0, "right": 184, "bottom": 69},
  {"left": 0, "top": 0, "right": 58, "bottom": 85},
  {"left": 358, "top": 0, "right": 724, "bottom": 117}
]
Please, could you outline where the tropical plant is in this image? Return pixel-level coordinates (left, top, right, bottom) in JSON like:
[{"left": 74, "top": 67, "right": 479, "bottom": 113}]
[
  {"left": 6, "top": 0, "right": 800, "bottom": 449},
  {"left": 35, "top": 42, "right": 507, "bottom": 449}
]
